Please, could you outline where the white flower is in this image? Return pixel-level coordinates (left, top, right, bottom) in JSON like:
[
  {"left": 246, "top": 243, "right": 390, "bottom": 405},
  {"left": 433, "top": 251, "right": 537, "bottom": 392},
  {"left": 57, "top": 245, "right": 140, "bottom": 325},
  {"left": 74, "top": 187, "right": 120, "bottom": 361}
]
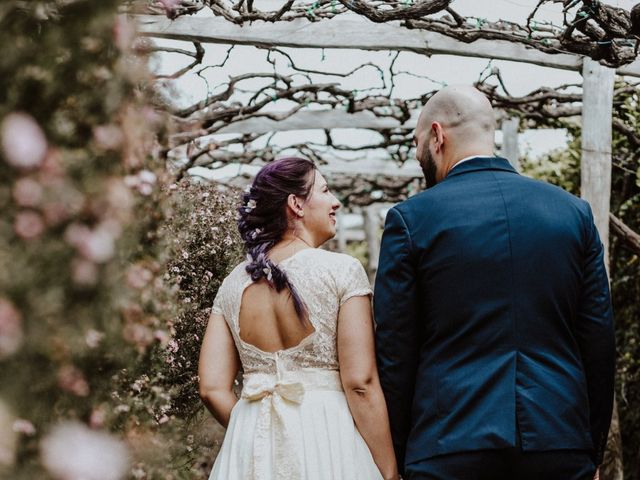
[
  {"left": 1, "top": 112, "right": 48, "bottom": 170},
  {"left": 244, "top": 199, "right": 257, "bottom": 212},
  {"left": 84, "top": 329, "right": 105, "bottom": 349},
  {"left": 263, "top": 266, "right": 273, "bottom": 281},
  {"left": 81, "top": 227, "right": 116, "bottom": 263},
  {"left": 40, "top": 422, "right": 130, "bottom": 480},
  {"left": 249, "top": 228, "right": 263, "bottom": 240},
  {"left": 138, "top": 169, "right": 157, "bottom": 185}
]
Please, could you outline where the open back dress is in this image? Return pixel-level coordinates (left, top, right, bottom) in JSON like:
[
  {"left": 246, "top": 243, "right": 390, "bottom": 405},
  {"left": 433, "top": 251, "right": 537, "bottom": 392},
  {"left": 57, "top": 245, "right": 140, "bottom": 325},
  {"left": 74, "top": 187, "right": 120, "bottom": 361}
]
[{"left": 207, "top": 248, "right": 383, "bottom": 480}]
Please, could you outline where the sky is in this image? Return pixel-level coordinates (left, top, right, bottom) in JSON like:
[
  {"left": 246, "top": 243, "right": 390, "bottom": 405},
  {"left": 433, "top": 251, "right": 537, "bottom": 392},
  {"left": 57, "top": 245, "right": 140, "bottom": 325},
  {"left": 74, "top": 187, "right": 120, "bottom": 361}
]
[{"left": 147, "top": 0, "right": 636, "bottom": 181}]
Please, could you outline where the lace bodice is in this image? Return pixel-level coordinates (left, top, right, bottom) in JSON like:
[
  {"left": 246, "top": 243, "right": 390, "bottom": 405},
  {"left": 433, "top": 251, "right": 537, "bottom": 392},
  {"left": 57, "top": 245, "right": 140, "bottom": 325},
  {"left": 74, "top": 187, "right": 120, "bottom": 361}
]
[{"left": 211, "top": 248, "right": 372, "bottom": 375}]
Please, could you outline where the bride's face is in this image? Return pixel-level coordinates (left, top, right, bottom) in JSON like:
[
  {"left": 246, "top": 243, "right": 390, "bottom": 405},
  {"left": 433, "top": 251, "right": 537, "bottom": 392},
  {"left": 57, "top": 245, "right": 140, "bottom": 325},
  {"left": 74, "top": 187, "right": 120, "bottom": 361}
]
[{"left": 301, "top": 172, "right": 341, "bottom": 244}]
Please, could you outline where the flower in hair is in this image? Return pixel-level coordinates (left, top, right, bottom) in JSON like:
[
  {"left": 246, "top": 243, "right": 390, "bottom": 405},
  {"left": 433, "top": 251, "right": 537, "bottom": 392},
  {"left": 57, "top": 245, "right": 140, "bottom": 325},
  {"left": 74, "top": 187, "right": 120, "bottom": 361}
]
[
  {"left": 248, "top": 228, "right": 260, "bottom": 240},
  {"left": 262, "top": 266, "right": 273, "bottom": 281},
  {"left": 244, "top": 185, "right": 252, "bottom": 193},
  {"left": 244, "top": 199, "right": 257, "bottom": 213}
]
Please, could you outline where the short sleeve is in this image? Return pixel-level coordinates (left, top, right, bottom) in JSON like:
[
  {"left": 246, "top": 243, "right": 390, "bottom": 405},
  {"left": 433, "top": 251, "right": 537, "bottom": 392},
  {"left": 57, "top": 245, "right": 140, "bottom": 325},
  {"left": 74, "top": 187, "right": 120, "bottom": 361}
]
[
  {"left": 339, "top": 257, "right": 373, "bottom": 306},
  {"left": 211, "top": 280, "right": 226, "bottom": 316}
]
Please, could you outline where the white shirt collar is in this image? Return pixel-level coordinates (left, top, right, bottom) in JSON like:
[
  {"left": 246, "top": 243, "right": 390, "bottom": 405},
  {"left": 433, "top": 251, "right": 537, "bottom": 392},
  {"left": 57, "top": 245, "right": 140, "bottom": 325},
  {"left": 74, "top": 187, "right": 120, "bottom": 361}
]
[{"left": 451, "top": 155, "right": 495, "bottom": 170}]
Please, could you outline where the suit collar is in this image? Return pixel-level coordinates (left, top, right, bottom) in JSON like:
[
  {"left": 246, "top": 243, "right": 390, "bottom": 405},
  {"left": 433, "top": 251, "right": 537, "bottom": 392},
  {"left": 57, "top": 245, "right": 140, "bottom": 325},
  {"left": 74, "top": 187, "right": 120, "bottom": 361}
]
[{"left": 444, "top": 156, "right": 517, "bottom": 179}]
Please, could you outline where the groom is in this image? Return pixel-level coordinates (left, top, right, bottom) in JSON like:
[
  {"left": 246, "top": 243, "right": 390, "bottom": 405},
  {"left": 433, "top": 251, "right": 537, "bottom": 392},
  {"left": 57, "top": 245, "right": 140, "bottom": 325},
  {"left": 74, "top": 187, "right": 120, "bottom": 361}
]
[{"left": 374, "top": 85, "right": 615, "bottom": 479}]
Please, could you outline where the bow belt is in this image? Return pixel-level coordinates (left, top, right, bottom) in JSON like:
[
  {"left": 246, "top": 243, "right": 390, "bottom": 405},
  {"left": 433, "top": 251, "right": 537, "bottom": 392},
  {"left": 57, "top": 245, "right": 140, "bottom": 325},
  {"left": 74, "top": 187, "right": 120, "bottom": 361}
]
[{"left": 241, "top": 369, "right": 343, "bottom": 479}]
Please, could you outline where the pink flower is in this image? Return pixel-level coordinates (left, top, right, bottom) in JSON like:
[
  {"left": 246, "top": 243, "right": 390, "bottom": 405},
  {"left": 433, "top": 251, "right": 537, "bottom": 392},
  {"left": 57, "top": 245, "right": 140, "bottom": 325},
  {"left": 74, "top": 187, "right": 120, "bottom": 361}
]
[
  {"left": 106, "top": 179, "right": 134, "bottom": 215},
  {"left": 153, "top": 329, "right": 170, "bottom": 346},
  {"left": 57, "top": 365, "right": 90, "bottom": 397},
  {"left": 1, "top": 113, "right": 48, "bottom": 170},
  {"left": 40, "top": 421, "right": 130, "bottom": 480},
  {"left": 71, "top": 258, "right": 99, "bottom": 287},
  {"left": 89, "top": 408, "right": 107, "bottom": 429},
  {"left": 126, "top": 264, "right": 153, "bottom": 290},
  {"left": 12, "top": 178, "right": 43, "bottom": 207},
  {"left": 14, "top": 211, "right": 45, "bottom": 240},
  {"left": 42, "top": 201, "right": 72, "bottom": 227},
  {"left": 122, "top": 324, "right": 154, "bottom": 352},
  {"left": 167, "top": 339, "right": 179, "bottom": 353},
  {"left": 124, "top": 169, "right": 157, "bottom": 196},
  {"left": 93, "top": 124, "right": 124, "bottom": 151},
  {"left": 12, "top": 419, "right": 36, "bottom": 436},
  {"left": 0, "top": 299, "right": 23, "bottom": 360}
]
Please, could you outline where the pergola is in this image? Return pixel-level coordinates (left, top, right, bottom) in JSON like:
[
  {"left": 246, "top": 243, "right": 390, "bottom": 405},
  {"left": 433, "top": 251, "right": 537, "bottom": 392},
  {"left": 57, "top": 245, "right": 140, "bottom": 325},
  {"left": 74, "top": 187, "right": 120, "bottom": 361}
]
[{"left": 131, "top": 3, "right": 640, "bottom": 470}]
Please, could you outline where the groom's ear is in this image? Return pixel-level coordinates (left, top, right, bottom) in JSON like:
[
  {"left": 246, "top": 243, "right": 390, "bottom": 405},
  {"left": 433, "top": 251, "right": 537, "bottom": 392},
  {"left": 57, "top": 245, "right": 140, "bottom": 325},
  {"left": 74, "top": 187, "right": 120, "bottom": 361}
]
[{"left": 431, "top": 122, "right": 445, "bottom": 153}]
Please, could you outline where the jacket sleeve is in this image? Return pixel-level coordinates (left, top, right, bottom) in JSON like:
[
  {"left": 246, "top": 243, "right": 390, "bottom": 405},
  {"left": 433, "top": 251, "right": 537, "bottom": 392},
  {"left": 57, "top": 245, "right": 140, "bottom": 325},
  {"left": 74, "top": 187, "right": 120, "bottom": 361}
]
[
  {"left": 575, "top": 203, "right": 616, "bottom": 466},
  {"left": 374, "top": 207, "right": 420, "bottom": 475}
]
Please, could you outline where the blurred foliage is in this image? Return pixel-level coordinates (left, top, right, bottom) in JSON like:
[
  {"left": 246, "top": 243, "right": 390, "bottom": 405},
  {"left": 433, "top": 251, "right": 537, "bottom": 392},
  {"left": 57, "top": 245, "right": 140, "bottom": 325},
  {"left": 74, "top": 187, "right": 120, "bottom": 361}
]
[
  {"left": 521, "top": 81, "right": 640, "bottom": 479},
  {"left": 0, "top": 0, "right": 155, "bottom": 477},
  {"left": 0, "top": 0, "right": 246, "bottom": 478}
]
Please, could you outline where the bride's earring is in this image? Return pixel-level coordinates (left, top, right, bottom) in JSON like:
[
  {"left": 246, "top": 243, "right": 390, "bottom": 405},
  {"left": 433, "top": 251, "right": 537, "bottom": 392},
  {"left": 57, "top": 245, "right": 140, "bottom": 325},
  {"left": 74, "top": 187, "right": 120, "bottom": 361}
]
[{"left": 297, "top": 210, "right": 304, "bottom": 217}]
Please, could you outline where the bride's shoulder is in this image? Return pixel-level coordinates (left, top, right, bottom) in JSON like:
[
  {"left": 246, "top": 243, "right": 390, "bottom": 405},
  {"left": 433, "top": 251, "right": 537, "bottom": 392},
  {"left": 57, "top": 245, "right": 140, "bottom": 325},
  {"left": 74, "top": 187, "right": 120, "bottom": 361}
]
[
  {"left": 309, "top": 249, "right": 362, "bottom": 270},
  {"left": 218, "top": 261, "right": 249, "bottom": 288}
]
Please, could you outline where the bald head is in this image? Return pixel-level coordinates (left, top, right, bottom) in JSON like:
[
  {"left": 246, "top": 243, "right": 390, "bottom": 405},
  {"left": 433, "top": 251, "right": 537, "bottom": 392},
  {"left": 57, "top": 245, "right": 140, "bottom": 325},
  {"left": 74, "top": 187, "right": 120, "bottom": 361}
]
[
  {"left": 419, "top": 85, "right": 495, "bottom": 141},
  {"left": 414, "top": 85, "right": 496, "bottom": 186}
]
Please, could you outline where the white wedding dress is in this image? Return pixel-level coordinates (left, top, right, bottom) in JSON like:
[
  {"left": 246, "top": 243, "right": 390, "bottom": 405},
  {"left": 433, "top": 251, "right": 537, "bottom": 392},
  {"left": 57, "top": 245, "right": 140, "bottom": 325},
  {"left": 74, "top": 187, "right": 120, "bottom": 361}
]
[{"left": 208, "top": 248, "right": 383, "bottom": 480}]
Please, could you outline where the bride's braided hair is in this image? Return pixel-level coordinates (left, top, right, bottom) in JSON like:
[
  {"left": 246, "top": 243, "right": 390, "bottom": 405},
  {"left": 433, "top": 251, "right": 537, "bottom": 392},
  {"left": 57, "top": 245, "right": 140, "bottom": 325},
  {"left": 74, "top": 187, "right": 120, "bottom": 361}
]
[{"left": 237, "top": 157, "right": 317, "bottom": 322}]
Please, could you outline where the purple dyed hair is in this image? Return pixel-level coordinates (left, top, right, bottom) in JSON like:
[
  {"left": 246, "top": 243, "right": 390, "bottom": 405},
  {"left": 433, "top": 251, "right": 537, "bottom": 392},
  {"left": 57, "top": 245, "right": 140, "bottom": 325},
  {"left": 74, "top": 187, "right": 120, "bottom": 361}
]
[{"left": 236, "top": 157, "right": 317, "bottom": 322}]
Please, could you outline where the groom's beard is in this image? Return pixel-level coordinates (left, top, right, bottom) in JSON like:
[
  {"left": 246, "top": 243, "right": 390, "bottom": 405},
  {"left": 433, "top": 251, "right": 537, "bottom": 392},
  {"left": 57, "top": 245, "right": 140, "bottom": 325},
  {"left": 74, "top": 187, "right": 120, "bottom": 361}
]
[{"left": 422, "top": 150, "right": 438, "bottom": 189}]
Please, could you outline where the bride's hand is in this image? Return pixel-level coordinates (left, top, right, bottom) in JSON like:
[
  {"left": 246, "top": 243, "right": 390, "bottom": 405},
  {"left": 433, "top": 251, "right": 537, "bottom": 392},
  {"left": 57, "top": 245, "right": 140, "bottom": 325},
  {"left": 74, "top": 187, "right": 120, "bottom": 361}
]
[{"left": 593, "top": 468, "right": 600, "bottom": 480}]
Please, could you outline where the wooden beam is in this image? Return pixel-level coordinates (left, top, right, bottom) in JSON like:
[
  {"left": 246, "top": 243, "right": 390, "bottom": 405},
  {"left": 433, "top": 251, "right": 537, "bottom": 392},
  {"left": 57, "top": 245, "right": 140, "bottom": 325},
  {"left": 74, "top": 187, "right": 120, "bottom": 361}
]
[
  {"left": 135, "top": 14, "right": 640, "bottom": 78},
  {"left": 580, "top": 58, "right": 615, "bottom": 266},
  {"left": 324, "top": 159, "right": 422, "bottom": 178},
  {"left": 214, "top": 110, "right": 418, "bottom": 134},
  {"left": 211, "top": 109, "right": 561, "bottom": 135}
]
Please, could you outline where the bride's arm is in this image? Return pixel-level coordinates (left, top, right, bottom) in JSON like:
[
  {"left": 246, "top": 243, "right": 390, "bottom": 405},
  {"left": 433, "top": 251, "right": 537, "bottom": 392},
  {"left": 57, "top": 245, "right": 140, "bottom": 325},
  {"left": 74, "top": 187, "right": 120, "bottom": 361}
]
[
  {"left": 338, "top": 296, "right": 399, "bottom": 480},
  {"left": 198, "top": 312, "right": 240, "bottom": 428}
]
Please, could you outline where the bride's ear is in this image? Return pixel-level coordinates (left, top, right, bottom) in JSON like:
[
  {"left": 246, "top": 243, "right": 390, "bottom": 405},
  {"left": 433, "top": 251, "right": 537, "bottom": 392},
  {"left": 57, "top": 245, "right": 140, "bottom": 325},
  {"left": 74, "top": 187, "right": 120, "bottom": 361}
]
[{"left": 287, "top": 194, "right": 305, "bottom": 218}]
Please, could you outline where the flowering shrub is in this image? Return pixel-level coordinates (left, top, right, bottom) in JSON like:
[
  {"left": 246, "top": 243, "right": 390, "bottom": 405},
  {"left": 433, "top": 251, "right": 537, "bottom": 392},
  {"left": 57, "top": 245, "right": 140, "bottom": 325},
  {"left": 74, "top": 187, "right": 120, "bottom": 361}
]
[
  {"left": 115, "top": 180, "right": 243, "bottom": 478},
  {"left": 161, "top": 182, "right": 243, "bottom": 418}
]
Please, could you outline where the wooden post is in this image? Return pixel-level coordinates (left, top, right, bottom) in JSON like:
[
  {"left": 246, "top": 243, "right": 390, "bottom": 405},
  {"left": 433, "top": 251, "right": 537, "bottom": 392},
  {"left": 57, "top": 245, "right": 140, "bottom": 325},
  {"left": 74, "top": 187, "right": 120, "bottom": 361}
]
[
  {"left": 363, "top": 206, "right": 381, "bottom": 283},
  {"left": 581, "top": 57, "right": 623, "bottom": 480},
  {"left": 581, "top": 57, "right": 614, "bottom": 266},
  {"left": 500, "top": 117, "right": 520, "bottom": 171}
]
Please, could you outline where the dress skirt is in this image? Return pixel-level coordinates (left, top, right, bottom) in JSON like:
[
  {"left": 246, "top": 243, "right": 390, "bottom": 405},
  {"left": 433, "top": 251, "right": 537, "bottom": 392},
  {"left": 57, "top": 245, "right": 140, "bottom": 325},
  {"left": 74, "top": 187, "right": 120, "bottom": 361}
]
[{"left": 208, "top": 369, "right": 383, "bottom": 480}]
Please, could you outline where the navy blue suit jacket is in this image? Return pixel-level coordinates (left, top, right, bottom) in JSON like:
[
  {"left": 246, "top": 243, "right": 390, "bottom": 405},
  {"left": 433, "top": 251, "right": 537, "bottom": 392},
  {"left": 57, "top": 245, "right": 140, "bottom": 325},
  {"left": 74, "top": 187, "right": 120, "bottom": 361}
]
[{"left": 374, "top": 157, "right": 615, "bottom": 473}]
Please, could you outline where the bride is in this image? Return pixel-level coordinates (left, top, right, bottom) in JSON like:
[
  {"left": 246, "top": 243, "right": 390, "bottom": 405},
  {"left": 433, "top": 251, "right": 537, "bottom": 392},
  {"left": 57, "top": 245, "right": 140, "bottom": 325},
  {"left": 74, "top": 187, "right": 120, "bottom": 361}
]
[{"left": 198, "top": 157, "right": 398, "bottom": 480}]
